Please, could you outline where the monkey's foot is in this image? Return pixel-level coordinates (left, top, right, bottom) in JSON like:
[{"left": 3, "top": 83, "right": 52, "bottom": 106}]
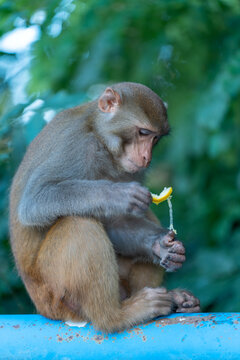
[
  {"left": 152, "top": 231, "right": 186, "bottom": 272},
  {"left": 169, "top": 289, "right": 200, "bottom": 313}
]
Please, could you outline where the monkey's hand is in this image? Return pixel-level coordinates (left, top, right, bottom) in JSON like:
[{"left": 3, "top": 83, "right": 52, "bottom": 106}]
[
  {"left": 110, "top": 182, "right": 152, "bottom": 216},
  {"left": 169, "top": 289, "right": 200, "bottom": 313},
  {"left": 152, "top": 230, "right": 186, "bottom": 272}
]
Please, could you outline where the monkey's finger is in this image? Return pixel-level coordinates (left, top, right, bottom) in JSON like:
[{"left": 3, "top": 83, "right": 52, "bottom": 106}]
[
  {"left": 168, "top": 230, "right": 176, "bottom": 239},
  {"left": 183, "top": 299, "right": 200, "bottom": 308},
  {"left": 130, "top": 207, "right": 147, "bottom": 217},
  {"left": 193, "top": 306, "right": 201, "bottom": 312},
  {"left": 135, "top": 184, "right": 152, "bottom": 196},
  {"left": 148, "top": 287, "right": 168, "bottom": 296},
  {"left": 182, "top": 301, "right": 194, "bottom": 308},
  {"left": 176, "top": 306, "right": 201, "bottom": 313},
  {"left": 161, "top": 259, "right": 183, "bottom": 268},
  {"left": 167, "top": 253, "right": 186, "bottom": 264},
  {"left": 194, "top": 299, "right": 200, "bottom": 306},
  {"left": 168, "top": 241, "right": 185, "bottom": 255},
  {"left": 134, "top": 191, "right": 152, "bottom": 207},
  {"left": 161, "top": 260, "right": 183, "bottom": 272},
  {"left": 169, "top": 290, "right": 185, "bottom": 304},
  {"left": 162, "top": 233, "right": 177, "bottom": 247},
  {"left": 151, "top": 300, "right": 173, "bottom": 311},
  {"left": 181, "top": 291, "right": 200, "bottom": 306},
  {"left": 129, "top": 182, "right": 151, "bottom": 200},
  {"left": 134, "top": 196, "right": 152, "bottom": 209},
  {"left": 152, "top": 297, "right": 173, "bottom": 305},
  {"left": 157, "top": 294, "right": 173, "bottom": 302},
  {"left": 131, "top": 199, "right": 149, "bottom": 213},
  {"left": 149, "top": 293, "right": 172, "bottom": 302},
  {"left": 143, "top": 287, "right": 170, "bottom": 300}
]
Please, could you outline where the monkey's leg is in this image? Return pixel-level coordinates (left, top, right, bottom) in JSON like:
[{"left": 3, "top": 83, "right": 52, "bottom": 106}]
[
  {"left": 129, "top": 262, "right": 165, "bottom": 294},
  {"left": 116, "top": 256, "right": 163, "bottom": 299},
  {"left": 117, "top": 210, "right": 164, "bottom": 294},
  {"left": 34, "top": 216, "right": 173, "bottom": 333},
  {"left": 147, "top": 212, "right": 200, "bottom": 312},
  {"left": 118, "top": 211, "right": 200, "bottom": 312},
  {"left": 115, "top": 209, "right": 166, "bottom": 297},
  {"left": 127, "top": 263, "right": 200, "bottom": 313}
]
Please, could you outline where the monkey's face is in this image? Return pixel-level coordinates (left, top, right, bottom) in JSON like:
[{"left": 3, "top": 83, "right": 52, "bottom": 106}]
[
  {"left": 118, "top": 127, "right": 161, "bottom": 173},
  {"left": 97, "top": 84, "right": 170, "bottom": 173}
]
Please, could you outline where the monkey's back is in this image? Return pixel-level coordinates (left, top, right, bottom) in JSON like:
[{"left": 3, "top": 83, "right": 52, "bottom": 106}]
[{"left": 9, "top": 103, "right": 90, "bottom": 276}]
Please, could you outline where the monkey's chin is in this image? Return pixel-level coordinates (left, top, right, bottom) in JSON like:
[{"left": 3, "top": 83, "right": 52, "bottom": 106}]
[{"left": 121, "top": 158, "right": 143, "bottom": 173}]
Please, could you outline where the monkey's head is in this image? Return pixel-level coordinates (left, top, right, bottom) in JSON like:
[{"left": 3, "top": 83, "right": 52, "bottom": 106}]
[{"left": 95, "top": 82, "right": 170, "bottom": 173}]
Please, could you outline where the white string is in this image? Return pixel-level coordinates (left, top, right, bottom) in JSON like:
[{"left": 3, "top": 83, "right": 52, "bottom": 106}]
[{"left": 167, "top": 196, "right": 177, "bottom": 234}]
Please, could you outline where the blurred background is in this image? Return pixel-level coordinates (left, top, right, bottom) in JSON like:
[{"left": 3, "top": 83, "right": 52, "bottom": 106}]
[{"left": 0, "top": 0, "right": 240, "bottom": 315}]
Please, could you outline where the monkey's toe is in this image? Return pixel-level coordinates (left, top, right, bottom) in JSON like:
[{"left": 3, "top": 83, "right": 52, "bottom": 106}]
[
  {"left": 170, "top": 289, "right": 200, "bottom": 313},
  {"left": 176, "top": 305, "right": 201, "bottom": 313}
]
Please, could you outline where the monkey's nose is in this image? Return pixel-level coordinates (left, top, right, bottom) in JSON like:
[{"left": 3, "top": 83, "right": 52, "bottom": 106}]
[{"left": 143, "top": 156, "right": 151, "bottom": 167}]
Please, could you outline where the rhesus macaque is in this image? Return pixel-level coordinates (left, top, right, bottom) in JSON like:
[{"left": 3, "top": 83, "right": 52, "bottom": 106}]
[{"left": 10, "top": 82, "right": 200, "bottom": 333}]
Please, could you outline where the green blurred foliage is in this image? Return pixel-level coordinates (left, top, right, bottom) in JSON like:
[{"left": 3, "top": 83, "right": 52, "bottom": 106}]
[{"left": 0, "top": 0, "right": 240, "bottom": 313}]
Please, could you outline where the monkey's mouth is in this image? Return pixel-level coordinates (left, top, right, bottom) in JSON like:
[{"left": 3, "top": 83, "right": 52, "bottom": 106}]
[{"left": 127, "top": 159, "right": 143, "bottom": 171}]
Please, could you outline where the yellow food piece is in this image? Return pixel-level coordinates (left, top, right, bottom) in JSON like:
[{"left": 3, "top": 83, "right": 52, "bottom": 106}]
[{"left": 151, "top": 187, "right": 173, "bottom": 205}]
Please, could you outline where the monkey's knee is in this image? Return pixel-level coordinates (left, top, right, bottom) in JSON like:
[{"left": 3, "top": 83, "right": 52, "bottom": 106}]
[
  {"left": 38, "top": 215, "right": 117, "bottom": 285},
  {"left": 35, "top": 216, "right": 120, "bottom": 322},
  {"left": 39, "top": 216, "right": 107, "bottom": 260}
]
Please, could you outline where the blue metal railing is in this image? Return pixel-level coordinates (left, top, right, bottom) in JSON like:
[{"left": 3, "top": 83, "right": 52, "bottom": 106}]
[{"left": 0, "top": 313, "right": 240, "bottom": 359}]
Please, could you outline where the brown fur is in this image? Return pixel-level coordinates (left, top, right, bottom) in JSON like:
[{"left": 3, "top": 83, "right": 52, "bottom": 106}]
[
  {"left": 10, "top": 83, "right": 199, "bottom": 333},
  {"left": 10, "top": 211, "right": 167, "bottom": 332}
]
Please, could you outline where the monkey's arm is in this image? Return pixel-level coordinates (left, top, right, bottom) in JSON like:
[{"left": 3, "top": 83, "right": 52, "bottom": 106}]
[
  {"left": 18, "top": 164, "right": 151, "bottom": 227},
  {"left": 105, "top": 215, "right": 186, "bottom": 272}
]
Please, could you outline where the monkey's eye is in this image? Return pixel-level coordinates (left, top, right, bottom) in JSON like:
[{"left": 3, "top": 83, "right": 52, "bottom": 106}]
[
  {"left": 153, "top": 135, "right": 160, "bottom": 145},
  {"left": 139, "top": 128, "right": 152, "bottom": 136}
]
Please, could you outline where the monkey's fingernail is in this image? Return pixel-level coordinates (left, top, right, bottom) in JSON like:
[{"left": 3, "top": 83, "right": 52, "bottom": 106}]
[{"left": 183, "top": 301, "right": 193, "bottom": 308}]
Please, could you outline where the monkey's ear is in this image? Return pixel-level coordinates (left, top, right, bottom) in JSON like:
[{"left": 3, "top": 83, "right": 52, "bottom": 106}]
[{"left": 98, "top": 87, "right": 122, "bottom": 113}]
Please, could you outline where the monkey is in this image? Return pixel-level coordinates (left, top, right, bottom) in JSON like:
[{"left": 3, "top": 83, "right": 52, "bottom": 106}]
[{"left": 10, "top": 82, "right": 200, "bottom": 333}]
